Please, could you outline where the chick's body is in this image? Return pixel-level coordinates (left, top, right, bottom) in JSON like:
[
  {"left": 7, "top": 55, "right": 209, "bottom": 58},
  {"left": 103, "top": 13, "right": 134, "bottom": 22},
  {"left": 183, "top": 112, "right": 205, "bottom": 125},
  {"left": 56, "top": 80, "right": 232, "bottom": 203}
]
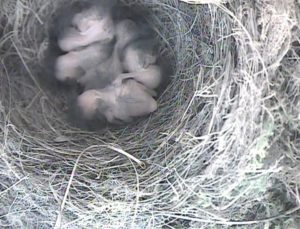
[
  {"left": 58, "top": 1, "right": 115, "bottom": 51},
  {"left": 77, "top": 19, "right": 143, "bottom": 90},
  {"left": 78, "top": 43, "right": 123, "bottom": 90},
  {"left": 77, "top": 79, "right": 157, "bottom": 124},
  {"left": 55, "top": 42, "right": 113, "bottom": 82},
  {"left": 122, "top": 38, "right": 158, "bottom": 72},
  {"left": 116, "top": 65, "right": 162, "bottom": 90},
  {"left": 116, "top": 38, "right": 162, "bottom": 90}
]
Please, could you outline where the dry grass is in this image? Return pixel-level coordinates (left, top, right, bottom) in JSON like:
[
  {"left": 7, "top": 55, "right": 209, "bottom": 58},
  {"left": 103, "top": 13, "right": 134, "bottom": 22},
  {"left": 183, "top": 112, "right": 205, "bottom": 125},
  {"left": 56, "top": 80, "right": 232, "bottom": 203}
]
[{"left": 1, "top": 0, "right": 300, "bottom": 228}]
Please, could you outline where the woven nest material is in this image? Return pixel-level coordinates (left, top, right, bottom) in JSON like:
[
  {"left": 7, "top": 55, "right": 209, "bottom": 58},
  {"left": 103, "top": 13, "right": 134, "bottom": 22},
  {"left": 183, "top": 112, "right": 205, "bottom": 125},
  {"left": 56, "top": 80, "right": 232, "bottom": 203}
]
[{"left": 1, "top": 0, "right": 300, "bottom": 228}]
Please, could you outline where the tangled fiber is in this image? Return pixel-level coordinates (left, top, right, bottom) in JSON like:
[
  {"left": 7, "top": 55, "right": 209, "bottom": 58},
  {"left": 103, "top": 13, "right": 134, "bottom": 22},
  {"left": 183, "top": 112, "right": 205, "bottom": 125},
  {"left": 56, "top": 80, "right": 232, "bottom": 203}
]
[{"left": 1, "top": 0, "right": 300, "bottom": 228}]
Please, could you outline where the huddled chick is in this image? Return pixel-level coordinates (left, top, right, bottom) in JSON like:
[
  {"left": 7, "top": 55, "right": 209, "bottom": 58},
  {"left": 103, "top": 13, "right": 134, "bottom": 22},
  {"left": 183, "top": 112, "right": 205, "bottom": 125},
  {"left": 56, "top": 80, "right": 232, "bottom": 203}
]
[
  {"left": 55, "top": 42, "right": 113, "bottom": 82},
  {"left": 58, "top": 0, "right": 115, "bottom": 52},
  {"left": 51, "top": 0, "right": 165, "bottom": 127},
  {"left": 77, "top": 80, "right": 157, "bottom": 124}
]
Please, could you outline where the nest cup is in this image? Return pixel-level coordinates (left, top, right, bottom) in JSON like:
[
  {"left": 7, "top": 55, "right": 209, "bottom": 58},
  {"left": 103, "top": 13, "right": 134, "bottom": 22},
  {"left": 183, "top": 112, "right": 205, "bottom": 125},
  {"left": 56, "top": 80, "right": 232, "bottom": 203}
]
[
  {"left": 0, "top": 1, "right": 204, "bottom": 166},
  {"left": 2, "top": 0, "right": 299, "bottom": 228},
  {"left": 2, "top": 0, "right": 230, "bottom": 227}
]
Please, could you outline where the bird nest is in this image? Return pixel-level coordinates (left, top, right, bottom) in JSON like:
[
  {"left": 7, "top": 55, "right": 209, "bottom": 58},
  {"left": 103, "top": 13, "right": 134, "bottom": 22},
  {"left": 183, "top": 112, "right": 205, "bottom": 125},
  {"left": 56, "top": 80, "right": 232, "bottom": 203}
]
[{"left": 1, "top": 0, "right": 300, "bottom": 228}]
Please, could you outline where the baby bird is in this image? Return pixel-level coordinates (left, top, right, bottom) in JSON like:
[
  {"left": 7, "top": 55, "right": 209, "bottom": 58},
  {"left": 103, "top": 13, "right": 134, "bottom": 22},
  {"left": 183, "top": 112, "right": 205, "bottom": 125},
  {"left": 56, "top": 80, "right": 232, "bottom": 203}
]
[
  {"left": 122, "top": 38, "right": 158, "bottom": 72},
  {"left": 55, "top": 42, "right": 113, "bottom": 82},
  {"left": 77, "top": 19, "right": 140, "bottom": 90},
  {"left": 77, "top": 53, "right": 123, "bottom": 90},
  {"left": 58, "top": 1, "right": 115, "bottom": 51},
  {"left": 115, "top": 65, "right": 162, "bottom": 90},
  {"left": 115, "top": 38, "right": 162, "bottom": 90},
  {"left": 77, "top": 79, "right": 157, "bottom": 124}
]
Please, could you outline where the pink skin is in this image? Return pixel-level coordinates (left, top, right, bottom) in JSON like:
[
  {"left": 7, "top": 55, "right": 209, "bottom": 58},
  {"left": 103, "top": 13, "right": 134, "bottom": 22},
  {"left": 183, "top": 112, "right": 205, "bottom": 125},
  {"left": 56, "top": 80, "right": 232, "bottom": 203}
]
[
  {"left": 117, "top": 39, "right": 161, "bottom": 90},
  {"left": 78, "top": 19, "right": 148, "bottom": 89},
  {"left": 77, "top": 80, "right": 157, "bottom": 123},
  {"left": 77, "top": 89, "right": 112, "bottom": 120},
  {"left": 55, "top": 43, "right": 112, "bottom": 82},
  {"left": 55, "top": 52, "right": 83, "bottom": 81},
  {"left": 77, "top": 90, "right": 101, "bottom": 120},
  {"left": 58, "top": 9, "right": 114, "bottom": 51},
  {"left": 122, "top": 42, "right": 157, "bottom": 72},
  {"left": 116, "top": 80, "right": 157, "bottom": 122},
  {"left": 114, "top": 65, "right": 162, "bottom": 91},
  {"left": 72, "top": 7, "right": 102, "bottom": 32}
]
